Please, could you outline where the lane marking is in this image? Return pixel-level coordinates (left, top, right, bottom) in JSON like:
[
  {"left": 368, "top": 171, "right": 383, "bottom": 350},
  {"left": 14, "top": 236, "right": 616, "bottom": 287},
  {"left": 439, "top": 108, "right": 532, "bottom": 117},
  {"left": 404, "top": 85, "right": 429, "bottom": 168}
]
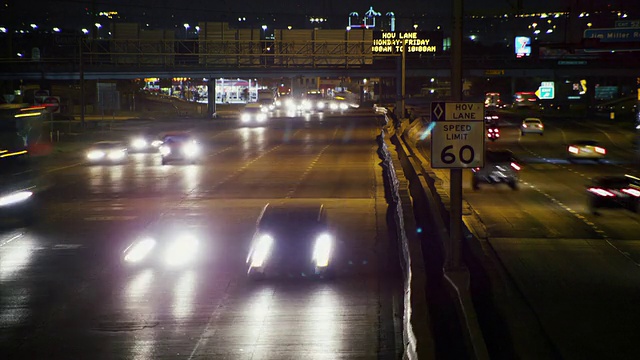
[
  {"left": 523, "top": 181, "right": 640, "bottom": 267},
  {"left": 46, "top": 162, "right": 82, "bottom": 173}
]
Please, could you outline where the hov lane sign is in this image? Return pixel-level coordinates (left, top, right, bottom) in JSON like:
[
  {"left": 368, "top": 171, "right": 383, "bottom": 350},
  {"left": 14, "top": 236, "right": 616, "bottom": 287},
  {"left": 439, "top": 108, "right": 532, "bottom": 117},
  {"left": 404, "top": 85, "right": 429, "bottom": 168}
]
[
  {"left": 431, "top": 102, "right": 484, "bottom": 121},
  {"left": 430, "top": 102, "right": 485, "bottom": 169}
]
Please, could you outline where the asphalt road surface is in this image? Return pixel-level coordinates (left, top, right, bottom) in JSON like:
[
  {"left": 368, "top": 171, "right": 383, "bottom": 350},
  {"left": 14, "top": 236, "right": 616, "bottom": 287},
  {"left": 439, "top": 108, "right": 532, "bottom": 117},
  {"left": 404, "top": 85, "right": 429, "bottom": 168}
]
[
  {"left": 420, "top": 114, "right": 640, "bottom": 360},
  {"left": 0, "top": 110, "right": 402, "bottom": 359}
]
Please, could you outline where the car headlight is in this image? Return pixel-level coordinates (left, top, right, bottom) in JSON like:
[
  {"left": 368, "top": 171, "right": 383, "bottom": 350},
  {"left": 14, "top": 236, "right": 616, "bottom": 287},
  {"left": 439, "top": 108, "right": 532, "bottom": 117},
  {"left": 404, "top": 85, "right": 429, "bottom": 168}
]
[
  {"left": 182, "top": 142, "right": 199, "bottom": 157},
  {"left": 108, "top": 150, "right": 126, "bottom": 161},
  {"left": 241, "top": 113, "right": 251, "bottom": 122},
  {"left": 151, "top": 140, "right": 163, "bottom": 148},
  {"left": 339, "top": 103, "right": 349, "bottom": 110},
  {"left": 329, "top": 102, "right": 339, "bottom": 110},
  {"left": 257, "top": 113, "right": 267, "bottom": 122},
  {"left": 124, "top": 238, "right": 156, "bottom": 263},
  {"left": 87, "top": 150, "right": 105, "bottom": 160},
  {"left": 249, "top": 234, "right": 273, "bottom": 268},
  {"left": 261, "top": 106, "right": 269, "bottom": 113},
  {"left": 317, "top": 101, "right": 325, "bottom": 109},
  {"left": 164, "top": 234, "right": 199, "bottom": 266},
  {"left": 131, "top": 138, "right": 148, "bottom": 150},
  {"left": 159, "top": 145, "right": 171, "bottom": 156},
  {"left": 0, "top": 191, "right": 33, "bottom": 207},
  {"left": 312, "top": 233, "right": 333, "bottom": 268}
]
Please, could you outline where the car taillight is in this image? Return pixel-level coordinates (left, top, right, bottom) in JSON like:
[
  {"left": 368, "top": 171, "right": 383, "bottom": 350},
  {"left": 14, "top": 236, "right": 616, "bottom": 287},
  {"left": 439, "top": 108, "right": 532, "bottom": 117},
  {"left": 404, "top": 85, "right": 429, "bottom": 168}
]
[
  {"left": 622, "top": 188, "right": 640, "bottom": 197},
  {"left": 588, "top": 188, "right": 615, "bottom": 197},
  {"left": 595, "top": 147, "right": 606, "bottom": 155},
  {"left": 568, "top": 146, "right": 579, "bottom": 154},
  {"left": 472, "top": 167, "right": 480, "bottom": 172},
  {"left": 510, "top": 162, "right": 521, "bottom": 171}
]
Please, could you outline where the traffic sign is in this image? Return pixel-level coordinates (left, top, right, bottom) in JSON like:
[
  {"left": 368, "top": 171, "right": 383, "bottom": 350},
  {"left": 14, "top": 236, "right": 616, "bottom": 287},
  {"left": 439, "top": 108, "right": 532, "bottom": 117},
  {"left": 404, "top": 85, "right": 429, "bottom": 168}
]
[
  {"left": 431, "top": 102, "right": 484, "bottom": 121},
  {"left": 583, "top": 28, "right": 640, "bottom": 42},
  {"left": 430, "top": 101, "right": 485, "bottom": 169},
  {"left": 536, "top": 81, "right": 555, "bottom": 99},
  {"left": 43, "top": 96, "right": 61, "bottom": 113}
]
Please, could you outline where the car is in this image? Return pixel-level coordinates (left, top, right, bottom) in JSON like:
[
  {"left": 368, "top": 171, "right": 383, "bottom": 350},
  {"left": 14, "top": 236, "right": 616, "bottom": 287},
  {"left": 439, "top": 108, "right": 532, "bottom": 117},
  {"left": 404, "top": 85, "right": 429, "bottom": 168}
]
[
  {"left": 240, "top": 103, "right": 268, "bottom": 125},
  {"left": 158, "top": 132, "right": 201, "bottom": 165},
  {"left": 85, "top": 141, "right": 128, "bottom": 164},
  {"left": 0, "top": 155, "right": 43, "bottom": 227},
  {"left": 486, "top": 125, "right": 500, "bottom": 141},
  {"left": 587, "top": 174, "right": 640, "bottom": 214},
  {"left": 246, "top": 203, "right": 335, "bottom": 279},
  {"left": 521, "top": 118, "right": 544, "bottom": 135},
  {"left": 471, "top": 150, "right": 521, "bottom": 190},
  {"left": 122, "top": 229, "right": 202, "bottom": 268},
  {"left": 128, "top": 132, "right": 163, "bottom": 153},
  {"left": 567, "top": 140, "right": 606, "bottom": 161}
]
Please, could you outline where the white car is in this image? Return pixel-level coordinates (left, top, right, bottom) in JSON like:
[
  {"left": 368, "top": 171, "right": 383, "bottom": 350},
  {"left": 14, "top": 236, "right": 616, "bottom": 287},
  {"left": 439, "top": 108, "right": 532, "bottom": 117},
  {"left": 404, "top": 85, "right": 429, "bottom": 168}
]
[
  {"left": 240, "top": 104, "right": 268, "bottom": 125},
  {"left": 86, "top": 141, "right": 128, "bottom": 164},
  {"left": 521, "top": 118, "right": 544, "bottom": 135},
  {"left": 567, "top": 140, "right": 606, "bottom": 161}
]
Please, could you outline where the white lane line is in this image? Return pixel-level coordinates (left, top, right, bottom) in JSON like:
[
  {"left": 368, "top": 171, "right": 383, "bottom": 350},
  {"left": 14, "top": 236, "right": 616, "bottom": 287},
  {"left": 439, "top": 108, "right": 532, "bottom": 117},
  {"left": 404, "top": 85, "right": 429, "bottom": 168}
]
[
  {"left": 0, "top": 233, "right": 24, "bottom": 248},
  {"left": 46, "top": 162, "right": 82, "bottom": 173},
  {"left": 523, "top": 181, "right": 640, "bottom": 267}
]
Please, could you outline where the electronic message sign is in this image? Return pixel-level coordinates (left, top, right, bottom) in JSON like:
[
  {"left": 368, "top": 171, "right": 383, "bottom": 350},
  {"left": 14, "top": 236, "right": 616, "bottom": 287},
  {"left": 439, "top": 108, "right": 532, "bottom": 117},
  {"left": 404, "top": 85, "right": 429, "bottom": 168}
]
[{"left": 372, "top": 31, "right": 443, "bottom": 54}]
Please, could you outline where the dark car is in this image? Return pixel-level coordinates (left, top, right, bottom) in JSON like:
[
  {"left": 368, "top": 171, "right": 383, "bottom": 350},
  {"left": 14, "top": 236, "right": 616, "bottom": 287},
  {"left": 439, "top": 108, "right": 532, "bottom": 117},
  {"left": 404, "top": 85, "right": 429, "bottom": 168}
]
[
  {"left": 472, "top": 150, "right": 521, "bottom": 190},
  {"left": 158, "top": 132, "right": 201, "bottom": 165},
  {"left": 587, "top": 174, "right": 640, "bottom": 215},
  {"left": 246, "top": 203, "right": 335, "bottom": 279},
  {"left": 486, "top": 125, "right": 500, "bottom": 141}
]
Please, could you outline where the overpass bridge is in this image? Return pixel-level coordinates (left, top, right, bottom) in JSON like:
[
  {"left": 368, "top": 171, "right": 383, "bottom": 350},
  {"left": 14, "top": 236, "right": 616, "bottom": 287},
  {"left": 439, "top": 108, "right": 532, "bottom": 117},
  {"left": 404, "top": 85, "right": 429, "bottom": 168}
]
[{"left": 0, "top": 38, "right": 639, "bottom": 81}]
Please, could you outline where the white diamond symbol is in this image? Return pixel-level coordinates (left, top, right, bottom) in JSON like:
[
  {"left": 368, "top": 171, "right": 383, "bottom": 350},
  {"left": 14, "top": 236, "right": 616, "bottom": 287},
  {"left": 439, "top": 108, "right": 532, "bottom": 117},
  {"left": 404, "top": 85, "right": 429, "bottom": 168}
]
[{"left": 433, "top": 103, "right": 444, "bottom": 120}]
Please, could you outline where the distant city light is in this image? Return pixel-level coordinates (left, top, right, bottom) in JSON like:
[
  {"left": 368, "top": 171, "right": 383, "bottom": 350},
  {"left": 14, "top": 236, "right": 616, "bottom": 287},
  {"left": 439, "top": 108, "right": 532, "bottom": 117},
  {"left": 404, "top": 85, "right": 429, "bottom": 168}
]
[
  {"left": 17, "top": 53, "right": 23, "bottom": 57},
  {"left": 183, "top": 23, "right": 190, "bottom": 30},
  {"left": 95, "top": 23, "right": 102, "bottom": 29},
  {"left": 287, "top": 25, "right": 292, "bottom": 30},
  {"left": 413, "top": 24, "right": 418, "bottom": 30},
  {"left": 469, "top": 34, "right": 477, "bottom": 41},
  {"left": 533, "top": 29, "right": 541, "bottom": 35},
  {"left": 195, "top": 26, "right": 200, "bottom": 32},
  {"left": 53, "top": 27, "right": 61, "bottom": 32},
  {"left": 261, "top": 25, "right": 267, "bottom": 31},
  {"left": 0, "top": 27, "right": 6, "bottom": 33},
  {"left": 30, "top": 24, "right": 37, "bottom": 29},
  {"left": 81, "top": 28, "right": 89, "bottom": 34},
  {"left": 346, "top": 26, "right": 351, "bottom": 31},
  {"left": 546, "top": 29, "right": 553, "bottom": 34}
]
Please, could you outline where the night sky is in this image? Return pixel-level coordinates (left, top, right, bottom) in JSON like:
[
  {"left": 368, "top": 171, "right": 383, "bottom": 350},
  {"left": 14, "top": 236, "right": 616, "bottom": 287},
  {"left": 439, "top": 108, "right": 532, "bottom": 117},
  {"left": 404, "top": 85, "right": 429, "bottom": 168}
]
[{"left": 2, "top": 0, "right": 637, "bottom": 29}]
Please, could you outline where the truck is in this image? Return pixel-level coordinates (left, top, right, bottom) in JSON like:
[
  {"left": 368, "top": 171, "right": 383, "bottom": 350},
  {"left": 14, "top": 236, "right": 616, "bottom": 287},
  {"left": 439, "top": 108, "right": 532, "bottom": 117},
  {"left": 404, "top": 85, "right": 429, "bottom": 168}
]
[
  {"left": 257, "top": 88, "right": 276, "bottom": 109},
  {"left": 0, "top": 105, "right": 48, "bottom": 226}
]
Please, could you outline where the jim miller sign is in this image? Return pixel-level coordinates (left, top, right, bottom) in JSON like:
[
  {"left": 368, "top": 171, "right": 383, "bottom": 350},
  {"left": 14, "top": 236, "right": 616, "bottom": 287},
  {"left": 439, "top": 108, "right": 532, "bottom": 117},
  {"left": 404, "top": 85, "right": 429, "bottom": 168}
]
[{"left": 430, "top": 102, "right": 485, "bottom": 168}]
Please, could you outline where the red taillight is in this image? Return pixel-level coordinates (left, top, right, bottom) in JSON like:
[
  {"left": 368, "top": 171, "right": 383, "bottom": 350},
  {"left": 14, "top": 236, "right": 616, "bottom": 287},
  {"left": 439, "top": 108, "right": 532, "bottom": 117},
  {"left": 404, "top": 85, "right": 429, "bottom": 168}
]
[
  {"left": 622, "top": 188, "right": 640, "bottom": 197},
  {"left": 510, "top": 162, "right": 521, "bottom": 171},
  {"left": 588, "top": 188, "right": 615, "bottom": 197},
  {"left": 568, "top": 146, "right": 579, "bottom": 154},
  {"left": 595, "top": 147, "right": 606, "bottom": 155}
]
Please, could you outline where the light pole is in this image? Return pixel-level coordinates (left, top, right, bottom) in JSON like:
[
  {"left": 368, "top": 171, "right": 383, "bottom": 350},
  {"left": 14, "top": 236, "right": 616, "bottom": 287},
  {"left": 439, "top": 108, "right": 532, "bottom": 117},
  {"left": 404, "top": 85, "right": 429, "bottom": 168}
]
[{"left": 183, "top": 23, "right": 190, "bottom": 38}]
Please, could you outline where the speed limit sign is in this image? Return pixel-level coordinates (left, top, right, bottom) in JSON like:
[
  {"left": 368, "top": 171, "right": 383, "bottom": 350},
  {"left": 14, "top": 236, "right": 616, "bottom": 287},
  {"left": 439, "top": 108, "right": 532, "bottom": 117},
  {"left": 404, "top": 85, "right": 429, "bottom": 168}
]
[{"left": 430, "top": 102, "right": 485, "bottom": 168}]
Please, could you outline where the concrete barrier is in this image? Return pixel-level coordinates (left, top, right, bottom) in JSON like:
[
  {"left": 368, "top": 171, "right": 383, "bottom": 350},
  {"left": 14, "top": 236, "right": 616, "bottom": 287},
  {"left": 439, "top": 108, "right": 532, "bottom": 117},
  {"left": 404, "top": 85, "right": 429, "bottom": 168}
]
[{"left": 377, "top": 118, "right": 435, "bottom": 360}]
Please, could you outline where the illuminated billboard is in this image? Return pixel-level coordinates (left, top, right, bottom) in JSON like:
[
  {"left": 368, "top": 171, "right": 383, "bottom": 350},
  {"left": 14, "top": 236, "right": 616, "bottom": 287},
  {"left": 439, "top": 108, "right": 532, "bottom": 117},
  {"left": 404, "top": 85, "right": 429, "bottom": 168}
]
[
  {"left": 372, "top": 31, "right": 443, "bottom": 54},
  {"left": 515, "top": 36, "right": 531, "bottom": 58}
]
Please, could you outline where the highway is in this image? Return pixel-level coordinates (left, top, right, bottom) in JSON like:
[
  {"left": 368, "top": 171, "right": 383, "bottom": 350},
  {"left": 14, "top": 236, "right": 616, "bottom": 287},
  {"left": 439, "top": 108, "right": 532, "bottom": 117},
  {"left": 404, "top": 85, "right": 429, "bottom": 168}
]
[
  {"left": 419, "top": 113, "right": 640, "bottom": 359},
  {"left": 0, "top": 110, "right": 402, "bottom": 359}
]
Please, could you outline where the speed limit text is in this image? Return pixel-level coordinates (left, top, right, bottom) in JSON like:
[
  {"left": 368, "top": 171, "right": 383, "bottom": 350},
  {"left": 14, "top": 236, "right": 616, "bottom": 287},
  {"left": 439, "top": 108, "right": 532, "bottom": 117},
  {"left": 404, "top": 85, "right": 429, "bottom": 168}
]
[{"left": 444, "top": 124, "right": 472, "bottom": 140}]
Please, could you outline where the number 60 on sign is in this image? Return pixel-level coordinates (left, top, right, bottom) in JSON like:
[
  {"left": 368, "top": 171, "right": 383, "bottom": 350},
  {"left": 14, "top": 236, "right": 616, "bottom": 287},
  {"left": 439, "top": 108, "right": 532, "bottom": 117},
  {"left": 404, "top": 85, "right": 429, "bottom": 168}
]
[{"left": 430, "top": 120, "right": 485, "bottom": 168}]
